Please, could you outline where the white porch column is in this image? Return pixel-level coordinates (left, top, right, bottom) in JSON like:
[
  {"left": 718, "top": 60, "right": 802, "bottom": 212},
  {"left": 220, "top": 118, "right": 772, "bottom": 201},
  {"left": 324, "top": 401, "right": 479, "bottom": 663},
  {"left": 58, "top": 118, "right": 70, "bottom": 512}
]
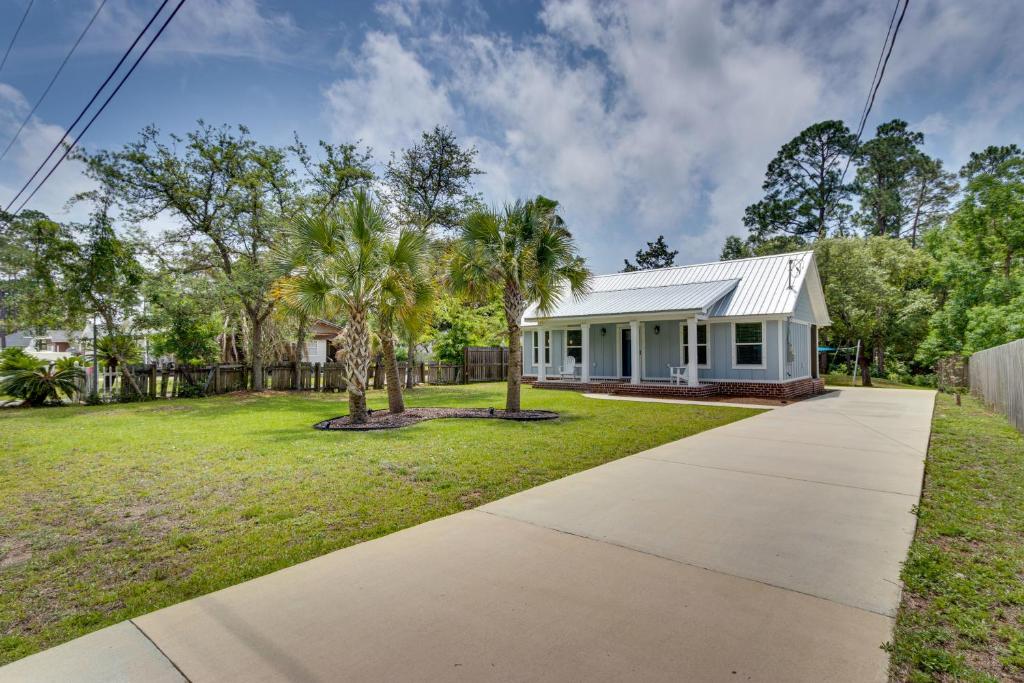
[
  {"left": 778, "top": 318, "right": 786, "bottom": 381},
  {"left": 629, "top": 320, "right": 640, "bottom": 385},
  {"left": 686, "top": 317, "right": 699, "bottom": 387},
  {"left": 581, "top": 323, "right": 591, "bottom": 383},
  {"left": 537, "top": 328, "right": 546, "bottom": 382}
]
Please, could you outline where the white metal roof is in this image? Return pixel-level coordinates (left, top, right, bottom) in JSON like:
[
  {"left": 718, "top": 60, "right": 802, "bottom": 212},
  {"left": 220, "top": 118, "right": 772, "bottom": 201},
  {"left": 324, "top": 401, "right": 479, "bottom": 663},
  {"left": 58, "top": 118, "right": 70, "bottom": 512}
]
[
  {"left": 525, "top": 278, "right": 739, "bottom": 320},
  {"left": 523, "top": 251, "right": 830, "bottom": 325}
]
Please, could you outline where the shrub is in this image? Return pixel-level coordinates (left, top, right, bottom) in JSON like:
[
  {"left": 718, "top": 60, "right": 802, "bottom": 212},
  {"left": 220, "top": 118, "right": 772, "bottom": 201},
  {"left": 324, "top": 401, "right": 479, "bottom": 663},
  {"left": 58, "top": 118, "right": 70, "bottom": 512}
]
[{"left": 0, "top": 363, "right": 84, "bottom": 406}]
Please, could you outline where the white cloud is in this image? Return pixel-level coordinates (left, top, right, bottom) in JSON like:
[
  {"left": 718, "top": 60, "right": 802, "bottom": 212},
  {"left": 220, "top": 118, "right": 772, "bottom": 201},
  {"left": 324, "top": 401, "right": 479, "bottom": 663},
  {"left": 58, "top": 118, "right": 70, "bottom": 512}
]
[
  {"left": 89, "top": 0, "right": 302, "bottom": 63},
  {"left": 0, "top": 84, "right": 96, "bottom": 219},
  {"left": 332, "top": 0, "right": 1024, "bottom": 270},
  {"left": 323, "top": 32, "right": 458, "bottom": 160}
]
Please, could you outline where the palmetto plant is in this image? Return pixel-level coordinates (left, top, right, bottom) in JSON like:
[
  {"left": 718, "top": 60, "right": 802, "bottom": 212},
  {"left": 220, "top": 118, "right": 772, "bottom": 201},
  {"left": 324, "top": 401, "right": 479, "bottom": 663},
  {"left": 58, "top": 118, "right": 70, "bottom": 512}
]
[
  {"left": 0, "top": 360, "right": 84, "bottom": 406},
  {"left": 450, "top": 196, "right": 590, "bottom": 412},
  {"left": 273, "top": 190, "right": 432, "bottom": 422}
]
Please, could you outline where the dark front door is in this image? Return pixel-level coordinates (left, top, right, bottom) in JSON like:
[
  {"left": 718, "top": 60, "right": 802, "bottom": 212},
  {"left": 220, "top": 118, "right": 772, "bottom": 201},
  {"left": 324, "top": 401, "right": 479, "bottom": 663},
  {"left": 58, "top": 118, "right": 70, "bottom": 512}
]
[{"left": 621, "top": 328, "right": 631, "bottom": 377}]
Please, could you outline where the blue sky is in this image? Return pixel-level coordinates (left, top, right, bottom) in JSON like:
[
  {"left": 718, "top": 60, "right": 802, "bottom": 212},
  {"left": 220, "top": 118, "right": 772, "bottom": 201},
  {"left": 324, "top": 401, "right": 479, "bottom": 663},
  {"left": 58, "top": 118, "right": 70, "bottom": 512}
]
[{"left": 1, "top": 0, "right": 1022, "bottom": 272}]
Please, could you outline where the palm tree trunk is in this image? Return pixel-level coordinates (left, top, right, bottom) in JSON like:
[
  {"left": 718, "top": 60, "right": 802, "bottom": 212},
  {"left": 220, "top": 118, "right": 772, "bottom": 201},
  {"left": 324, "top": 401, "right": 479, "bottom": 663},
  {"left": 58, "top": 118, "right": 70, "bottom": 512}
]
[
  {"left": 405, "top": 332, "right": 416, "bottom": 389},
  {"left": 506, "top": 322, "right": 523, "bottom": 412},
  {"left": 343, "top": 307, "right": 371, "bottom": 423},
  {"left": 380, "top": 329, "right": 404, "bottom": 413}
]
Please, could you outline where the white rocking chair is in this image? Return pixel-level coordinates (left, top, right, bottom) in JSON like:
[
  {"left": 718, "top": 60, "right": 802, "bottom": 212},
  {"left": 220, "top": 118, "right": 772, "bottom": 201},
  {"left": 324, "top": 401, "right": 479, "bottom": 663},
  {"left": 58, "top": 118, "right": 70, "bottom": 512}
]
[
  {"left": 560, "top": 357, "right": 577, "bottom": 380},
  {"left": 668, "top": 365, "right": 689, "bottom": 385}
]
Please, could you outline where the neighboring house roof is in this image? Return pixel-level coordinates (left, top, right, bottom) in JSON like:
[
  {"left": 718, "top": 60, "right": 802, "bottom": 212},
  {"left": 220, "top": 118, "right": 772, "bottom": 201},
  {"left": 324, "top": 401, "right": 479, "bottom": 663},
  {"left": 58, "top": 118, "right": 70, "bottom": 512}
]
[
  {"left": 1, "top": 330, "right": 33, "bottom": 348},
  {"left": 1, "top": 329, "right": 74, "bottom": 347},
  {"left": 523, "top": 251, "right": 830, "bottom": 326}
]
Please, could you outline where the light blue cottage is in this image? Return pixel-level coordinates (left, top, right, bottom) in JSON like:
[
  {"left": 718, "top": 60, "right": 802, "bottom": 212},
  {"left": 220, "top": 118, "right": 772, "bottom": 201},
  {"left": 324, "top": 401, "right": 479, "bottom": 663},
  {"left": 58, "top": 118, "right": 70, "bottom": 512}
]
[{"left": 521, "top": 251, "right": 830, "bottom": 398}]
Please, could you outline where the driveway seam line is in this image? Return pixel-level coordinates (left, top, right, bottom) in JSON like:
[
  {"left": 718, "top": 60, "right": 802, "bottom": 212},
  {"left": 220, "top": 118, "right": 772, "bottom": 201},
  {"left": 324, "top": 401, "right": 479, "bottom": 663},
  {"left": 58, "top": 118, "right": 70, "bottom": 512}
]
[
  {"left": 833, "top": 412, "right": 927, "bottom": 455},
  {"left": 631, "top": 455, "right": 920, "bottom": 498},
  {"left": 473, "top": 508, "right": 895, "bottom": 619},
  {"left": 129, "top": 619, "right": 192, "bottom": 683},
  {"left": 691, "top": 431, "right": 923, "bottom": 456},
  {"left": 703, "top": 430, "right": 925, "bottom": 456}
]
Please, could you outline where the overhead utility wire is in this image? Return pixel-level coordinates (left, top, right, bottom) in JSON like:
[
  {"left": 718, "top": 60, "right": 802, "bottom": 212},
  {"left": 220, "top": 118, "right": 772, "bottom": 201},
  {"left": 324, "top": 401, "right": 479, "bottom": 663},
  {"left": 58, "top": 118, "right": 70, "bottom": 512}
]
[
  {"left": 0, "top": 0, "right": 109, "bottom": 163},
  {"left": 9, "top": 0, "right": 188, "bottom": 215},
  {"left": 0, "top": 0, "right": 34, "bottom": 73},
  {"left": 822, "top": 0, "right": 910, "bottom": 224},
  {"left": 3, "top": 0, "right": 172, "bottom": 213}
]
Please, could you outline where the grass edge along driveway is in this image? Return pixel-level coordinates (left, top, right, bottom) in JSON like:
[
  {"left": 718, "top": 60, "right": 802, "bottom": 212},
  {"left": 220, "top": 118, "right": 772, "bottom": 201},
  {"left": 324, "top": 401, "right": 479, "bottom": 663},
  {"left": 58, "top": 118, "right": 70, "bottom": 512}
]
[
  {"left": 0, "top": 383, "right": 760, "bottom": 665},
  {"left": 887, "top": 392, "right": 1024, "bottom": 682}
]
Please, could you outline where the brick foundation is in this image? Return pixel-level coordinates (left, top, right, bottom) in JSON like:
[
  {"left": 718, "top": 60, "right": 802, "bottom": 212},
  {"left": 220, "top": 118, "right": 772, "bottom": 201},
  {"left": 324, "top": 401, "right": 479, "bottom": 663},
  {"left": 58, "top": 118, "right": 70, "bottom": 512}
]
[
  {"left": 526, "top": 376, "right": 826, "bottom": 401},
  {"left": 533, "top": 380, "right": 720, "bottom": 399}
]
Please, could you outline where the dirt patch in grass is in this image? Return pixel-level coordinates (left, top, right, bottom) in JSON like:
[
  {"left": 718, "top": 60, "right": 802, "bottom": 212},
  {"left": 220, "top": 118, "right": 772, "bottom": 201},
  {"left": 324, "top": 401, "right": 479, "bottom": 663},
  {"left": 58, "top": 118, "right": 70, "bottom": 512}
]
[
  {"left": 0, "top": 541, "right": 32, "bottom": 569},
  {"left": 314, "top": 407, "right": 559, "bottom": 431}
]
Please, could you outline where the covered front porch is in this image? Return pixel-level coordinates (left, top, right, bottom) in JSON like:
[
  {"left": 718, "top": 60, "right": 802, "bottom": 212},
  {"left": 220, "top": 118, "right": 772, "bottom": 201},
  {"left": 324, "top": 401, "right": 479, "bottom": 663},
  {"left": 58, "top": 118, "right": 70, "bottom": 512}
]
[{"left": 525, "top": 317, "right": 710, "bottom": 388}]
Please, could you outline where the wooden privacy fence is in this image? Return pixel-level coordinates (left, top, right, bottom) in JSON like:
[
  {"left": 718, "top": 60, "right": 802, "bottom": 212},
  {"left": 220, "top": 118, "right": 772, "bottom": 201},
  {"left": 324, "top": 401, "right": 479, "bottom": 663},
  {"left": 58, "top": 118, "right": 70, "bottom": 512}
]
[
  {"left": 75, "top": 350, "right": 505, "bottom": 401},
  {"left": 462, "top": 346, "right": 509, "bottom": 383},
  {"left": 968, "top": 338, "right": 1024, "bottom": 434}
]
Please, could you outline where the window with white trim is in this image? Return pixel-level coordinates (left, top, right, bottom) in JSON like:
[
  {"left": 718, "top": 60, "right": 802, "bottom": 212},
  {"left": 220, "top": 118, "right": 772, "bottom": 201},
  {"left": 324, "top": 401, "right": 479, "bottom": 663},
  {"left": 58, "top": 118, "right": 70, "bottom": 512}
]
[
  {"left": 565, "top": 329, "right": 582, "bottom": 363},
  {"left": 682, "top": 324, "right": 708, "bottom": 366},
  {"left": 532, "top": 331, "right": 550, "bottom": 365},
  {"left": 734, "top": 322, "right": 764, "bottom": 367}
]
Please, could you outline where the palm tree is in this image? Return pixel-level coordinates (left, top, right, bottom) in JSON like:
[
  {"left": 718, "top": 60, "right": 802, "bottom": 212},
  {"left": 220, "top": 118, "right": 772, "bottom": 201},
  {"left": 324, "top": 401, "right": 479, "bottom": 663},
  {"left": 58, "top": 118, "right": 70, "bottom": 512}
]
[
  {"left": 373, "top": 230, "right": 433, "bottom": 413},
  {"left": 274, "top": 190, "right": 431, "bottom": 422},
  {"left": 451, "top": 196, "right": 590, "bottom": 412}
]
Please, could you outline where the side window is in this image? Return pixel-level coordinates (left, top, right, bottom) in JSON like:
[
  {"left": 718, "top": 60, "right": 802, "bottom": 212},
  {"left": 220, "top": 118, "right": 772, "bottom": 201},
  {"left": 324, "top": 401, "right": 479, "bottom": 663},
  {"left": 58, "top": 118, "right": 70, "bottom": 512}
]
[{"left": 734, "top": 322, "right": 764, "bottom": 367}]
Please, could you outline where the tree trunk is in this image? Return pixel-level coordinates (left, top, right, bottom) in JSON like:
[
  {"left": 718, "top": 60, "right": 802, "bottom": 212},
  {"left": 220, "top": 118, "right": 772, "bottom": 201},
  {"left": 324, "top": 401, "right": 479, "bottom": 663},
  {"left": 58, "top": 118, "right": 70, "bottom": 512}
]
[
  {"left": 294, "top": 316, "right": 308, "bottom": 391},
  {"left": 874, "top": 344, "right": 886, "bottom": 376},
  {"left": 250, "top": 311, "right": 264, "bottom": 391},
  {"left": 372, "top": 353, "right": 384, "bottom": 390},
  {"left": 506, "top": 323, "right": 522, "bottom": 412},
  {"left": 342, "top": 307, "right": 371, "bottom": 423},
  {"left": 859, "top": 353, "right": 873, "bottom": 387},
  {"left": 380, "top": 330, "right": 404, "bottom": 413},
  {"left": 405, "top": 332, "right": 416, "bottom": 389}
]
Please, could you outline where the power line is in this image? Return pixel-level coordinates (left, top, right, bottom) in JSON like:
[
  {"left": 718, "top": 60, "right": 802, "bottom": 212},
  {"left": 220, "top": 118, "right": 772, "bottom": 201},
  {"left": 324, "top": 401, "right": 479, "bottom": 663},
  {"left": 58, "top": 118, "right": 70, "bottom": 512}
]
[
  {"left": 3, "top": 0, "right": 172, "bottom": 213},
  {"left": 0, "top": 0, "right": 34, "bottom": 73},
  {"left": 0, "top": 0, "right": 109, "bottom": 164},
  {"left": 853, "top": 0, "right": 901, "bottom": 141},
  {"left": 857, "top": 0, "right": 910, "bottom": 146},
  {"left": 822, "top": 0, "right": 910, "bottom": 226},
  {"left": 10, "top": 0, "right": 188, "bottom": 216}
]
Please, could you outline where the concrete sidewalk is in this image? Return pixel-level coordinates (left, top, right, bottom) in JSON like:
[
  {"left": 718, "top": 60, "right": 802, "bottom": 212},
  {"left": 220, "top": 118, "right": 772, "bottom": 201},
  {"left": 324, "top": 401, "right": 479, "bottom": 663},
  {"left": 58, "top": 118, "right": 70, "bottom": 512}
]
[{"left": 1, "top": 387, "right": 934, "bottom": 682}]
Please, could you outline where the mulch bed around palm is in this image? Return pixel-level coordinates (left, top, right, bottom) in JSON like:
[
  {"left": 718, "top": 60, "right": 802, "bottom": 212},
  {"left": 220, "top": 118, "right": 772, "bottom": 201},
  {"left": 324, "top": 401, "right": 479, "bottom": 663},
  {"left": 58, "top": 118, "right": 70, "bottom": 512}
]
[{"left": 313, "top": 407, "right": 559, "bottom": 431}]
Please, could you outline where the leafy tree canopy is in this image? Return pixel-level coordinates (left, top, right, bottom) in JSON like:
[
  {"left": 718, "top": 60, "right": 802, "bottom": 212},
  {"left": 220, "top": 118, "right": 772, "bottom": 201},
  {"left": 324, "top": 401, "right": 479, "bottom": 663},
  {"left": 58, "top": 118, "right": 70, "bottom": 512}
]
[
  {"left": 622, "top": 235, "right": 678, "bottom": 272},
  {"left": 385, "top": 125, "right": 483, "bottom": 233},
  {"left": 744, "top": 120, "right": 857, "bottom": 243}
]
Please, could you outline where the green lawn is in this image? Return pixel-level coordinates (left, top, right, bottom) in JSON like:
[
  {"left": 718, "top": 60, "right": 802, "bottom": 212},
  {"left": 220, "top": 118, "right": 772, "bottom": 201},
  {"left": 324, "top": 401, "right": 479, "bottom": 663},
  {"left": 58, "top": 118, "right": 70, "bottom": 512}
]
[
  {"left": 0, "top": 383, "right": 759, "bottom": 665},
  {"left": 887, "top": 393, "right": 1024, "bottom": 682}
]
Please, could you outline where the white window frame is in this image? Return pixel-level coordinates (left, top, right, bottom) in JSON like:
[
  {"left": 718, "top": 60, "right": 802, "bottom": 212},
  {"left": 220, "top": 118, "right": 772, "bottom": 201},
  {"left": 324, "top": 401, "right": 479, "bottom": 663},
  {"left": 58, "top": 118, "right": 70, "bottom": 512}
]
[
  {"left": 565, "top": 328, "right": 582, "bottom": 364},
  {"left": 680, "top": 322, "right": 711, "bottom": 369},
  {"left": 732, "top": 320, "right": 767, "bottom": 369}
]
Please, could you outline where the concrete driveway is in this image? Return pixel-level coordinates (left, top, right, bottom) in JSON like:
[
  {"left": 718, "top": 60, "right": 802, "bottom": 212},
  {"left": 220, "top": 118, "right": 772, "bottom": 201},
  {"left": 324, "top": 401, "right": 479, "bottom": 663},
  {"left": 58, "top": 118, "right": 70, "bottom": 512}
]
[{"left": 1, "top": 387, "right": 934, "bottom": 683}]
